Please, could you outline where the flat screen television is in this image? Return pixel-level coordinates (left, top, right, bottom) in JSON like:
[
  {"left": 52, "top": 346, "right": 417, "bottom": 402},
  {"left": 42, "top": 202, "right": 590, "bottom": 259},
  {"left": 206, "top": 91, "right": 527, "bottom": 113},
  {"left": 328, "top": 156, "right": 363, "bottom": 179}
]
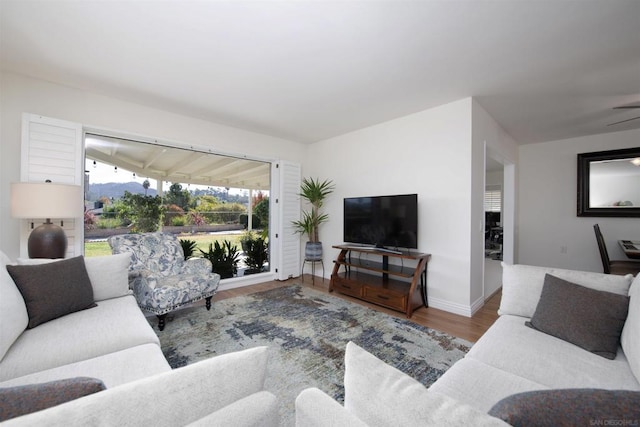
[{"left": 343, "top": 194, "right": 418, "bottom": 250}]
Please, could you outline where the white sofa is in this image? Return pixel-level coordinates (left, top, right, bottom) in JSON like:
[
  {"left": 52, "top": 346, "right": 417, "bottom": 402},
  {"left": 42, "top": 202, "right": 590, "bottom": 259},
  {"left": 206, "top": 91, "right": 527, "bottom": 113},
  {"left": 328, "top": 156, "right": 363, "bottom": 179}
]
[
  {"left": 296, "top": 264, "right": 640, "bottom": 425},
  {"left": 0, "top": 251, "right": 278, "bottom": 426}
]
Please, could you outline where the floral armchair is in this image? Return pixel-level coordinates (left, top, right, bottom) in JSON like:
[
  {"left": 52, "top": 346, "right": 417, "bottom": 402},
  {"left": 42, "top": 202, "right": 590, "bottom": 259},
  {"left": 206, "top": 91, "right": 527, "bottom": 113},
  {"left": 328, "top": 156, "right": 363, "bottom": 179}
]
[{"left": 108, "top": 232, "right": 220, "bottom": 331}]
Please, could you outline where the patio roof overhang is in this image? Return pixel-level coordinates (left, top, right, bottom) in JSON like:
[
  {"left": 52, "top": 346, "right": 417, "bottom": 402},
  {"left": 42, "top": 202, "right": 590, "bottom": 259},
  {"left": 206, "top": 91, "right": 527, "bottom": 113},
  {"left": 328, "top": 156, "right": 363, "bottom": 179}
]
[{"left": 85, "top": 134, "right": 271, "bottom": 191}]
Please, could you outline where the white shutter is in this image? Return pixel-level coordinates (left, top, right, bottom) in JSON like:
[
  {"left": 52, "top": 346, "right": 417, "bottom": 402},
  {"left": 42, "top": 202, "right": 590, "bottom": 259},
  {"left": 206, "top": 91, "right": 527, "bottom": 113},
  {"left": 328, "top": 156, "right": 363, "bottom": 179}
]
[
  {"left": 20, "top": 114, "right": 84, "bottom": 258},
  {"left": 273, "top": 161, "right": 301, "bottom": 280}
]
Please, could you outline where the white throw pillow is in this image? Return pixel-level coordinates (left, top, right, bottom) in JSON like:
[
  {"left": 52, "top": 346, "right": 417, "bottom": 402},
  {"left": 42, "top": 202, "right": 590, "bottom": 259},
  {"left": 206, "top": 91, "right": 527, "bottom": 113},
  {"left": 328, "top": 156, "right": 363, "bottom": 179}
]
[
  {"left": 343, "top": 342, "right": 508, "bottom": 426},
  {"left": 84, "top": 253, "right": 132, "bottom": 301},
  {"left": 17, "top": 253, "right": 132, "bottom": 301},
  {"left": 499, "top": 263, "right": 633, "bottom": 318},
  {"left": 0, "top": 251, "right": 29, "bottom": 361},
  {"left": 621, "top": 274, "right": 640, "bottom": 383}
]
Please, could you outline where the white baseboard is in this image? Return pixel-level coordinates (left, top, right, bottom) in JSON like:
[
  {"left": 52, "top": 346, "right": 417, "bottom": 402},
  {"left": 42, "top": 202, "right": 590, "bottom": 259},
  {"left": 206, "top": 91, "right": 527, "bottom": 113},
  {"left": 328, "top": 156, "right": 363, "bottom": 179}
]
[
  {"left": 428, "top": 295, "right": 486, "bottom": 317},
  {"left": 470, "top": 295, "right": 485, "bottom": 316},
  {"left": 217, "top": 272, "right": 277, "bottom": 291},
  {"left": 427, "top": 297, "right": 474, "bottom": 318}
]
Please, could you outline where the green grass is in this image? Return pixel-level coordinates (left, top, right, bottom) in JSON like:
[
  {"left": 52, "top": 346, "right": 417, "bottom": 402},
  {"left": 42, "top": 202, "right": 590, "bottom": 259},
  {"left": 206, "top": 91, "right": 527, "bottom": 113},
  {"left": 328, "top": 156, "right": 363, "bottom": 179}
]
[
  {"left": 83, "top": 232, "right": 245, "bottom": 257},
  {"left": 84, "top": 241, "right": 113, "bottom": 257},
  {"left": 181, "top": 233, "right": 244, "bottom": 256}
]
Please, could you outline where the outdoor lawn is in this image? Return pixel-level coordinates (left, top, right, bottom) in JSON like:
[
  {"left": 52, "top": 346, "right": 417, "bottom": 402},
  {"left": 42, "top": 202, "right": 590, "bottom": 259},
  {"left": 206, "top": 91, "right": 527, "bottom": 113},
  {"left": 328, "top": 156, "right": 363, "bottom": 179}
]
[{"left": 84, "top": 232, "right": 246, "bottom": 257}]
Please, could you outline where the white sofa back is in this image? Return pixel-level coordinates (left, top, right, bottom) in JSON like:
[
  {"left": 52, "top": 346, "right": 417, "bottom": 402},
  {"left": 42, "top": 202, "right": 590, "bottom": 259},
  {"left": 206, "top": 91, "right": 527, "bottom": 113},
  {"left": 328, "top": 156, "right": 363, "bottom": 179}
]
[
  {"left": 0, "top": 252, "right": 133, "bottom": 363},
  {"left": 499, "top": 263, "right": 634, "bottom": 318},
  {"left": 0, "top": 252, "right": 29, "bottom": 361}
]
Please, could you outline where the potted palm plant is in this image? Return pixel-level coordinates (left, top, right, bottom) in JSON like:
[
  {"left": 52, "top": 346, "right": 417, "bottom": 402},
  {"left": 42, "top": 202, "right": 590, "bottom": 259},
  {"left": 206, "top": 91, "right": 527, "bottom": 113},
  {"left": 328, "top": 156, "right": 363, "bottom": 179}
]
[{"left": 292, "top": 177, "right": 335, "bottom": 261}]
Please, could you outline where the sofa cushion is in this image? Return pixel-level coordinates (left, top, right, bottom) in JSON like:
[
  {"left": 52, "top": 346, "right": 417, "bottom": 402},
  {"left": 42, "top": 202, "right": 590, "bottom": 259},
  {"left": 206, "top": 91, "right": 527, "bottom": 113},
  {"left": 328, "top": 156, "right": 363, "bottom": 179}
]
[
  {"left": 0, "top": 296, "right": 160, "bottom": 382},
  {"left": 488, "top": 389, "right": 640, "bottom": 427},
  {"left": 500, "top": 263, "right": 633, "bottom": 318},
  {"left": 0, "top": 343, "right": 170, "bottom": 389},
  {"left": 428, "top": 357, "right": 549, "bottom": 412},
  {"left": 17, "top": 253, "right": 132, "bottom": 302},
  {"left": 525, "top": 274, "right": 629, "bottom": 359},
  {"left": 85, "top": 253, "right": 132, "bottom": 300},
  {"left": 0, "top": 251, "right": 28, "bottom": 362},
  {"left": 6, "top": 257, "right": 96, "bottom": 329},
  {"left": 466, "top": 315, "right": 640, "bottom": 391},
  {"left": 622, "top": 274, "right": 640, "bottom": 382},
  {"left": 343, "top": 342, "right": 508, "bottom": 426},
  {"left": 0, "top": 377, "right": 105, "bottom": 422}
]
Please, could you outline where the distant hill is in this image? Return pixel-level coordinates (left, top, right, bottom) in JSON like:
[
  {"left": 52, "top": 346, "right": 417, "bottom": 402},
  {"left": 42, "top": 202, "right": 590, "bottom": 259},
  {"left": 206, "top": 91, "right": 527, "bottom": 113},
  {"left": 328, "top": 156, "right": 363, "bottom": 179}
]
[
  {"left": 87, "top": 182, "right": 157, "bottom": 201},
  {"left": 86, "top": 182, "right": 250, "bottom": 204}
]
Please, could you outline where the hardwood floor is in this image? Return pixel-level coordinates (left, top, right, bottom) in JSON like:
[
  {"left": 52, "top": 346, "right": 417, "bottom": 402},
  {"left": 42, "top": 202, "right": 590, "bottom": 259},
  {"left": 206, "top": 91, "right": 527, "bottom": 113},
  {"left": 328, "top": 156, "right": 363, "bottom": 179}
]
[{"left": 215, "top": 275, "right": 501, "bottom": 343}]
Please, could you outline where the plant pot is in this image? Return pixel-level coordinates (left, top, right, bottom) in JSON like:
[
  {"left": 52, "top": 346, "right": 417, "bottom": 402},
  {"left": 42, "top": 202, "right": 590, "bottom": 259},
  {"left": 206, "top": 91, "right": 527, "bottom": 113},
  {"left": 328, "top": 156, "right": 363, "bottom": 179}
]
[{"left": 305, "top": 241, "right": 323, "bottom": 261}]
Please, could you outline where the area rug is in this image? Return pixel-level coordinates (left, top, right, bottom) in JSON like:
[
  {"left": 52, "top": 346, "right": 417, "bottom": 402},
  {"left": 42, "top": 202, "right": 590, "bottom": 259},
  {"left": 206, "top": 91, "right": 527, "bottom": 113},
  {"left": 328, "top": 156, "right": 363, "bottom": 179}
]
[{"left": 152, "top": 284, "right": 471, "bottom": 426}]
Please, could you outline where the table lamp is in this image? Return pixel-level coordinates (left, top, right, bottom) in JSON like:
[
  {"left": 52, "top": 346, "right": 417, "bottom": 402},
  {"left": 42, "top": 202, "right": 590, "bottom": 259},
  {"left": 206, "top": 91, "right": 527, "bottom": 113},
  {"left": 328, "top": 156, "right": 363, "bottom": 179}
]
[{"left": 10, "top": 181, "right": 82, "bottom": 259}]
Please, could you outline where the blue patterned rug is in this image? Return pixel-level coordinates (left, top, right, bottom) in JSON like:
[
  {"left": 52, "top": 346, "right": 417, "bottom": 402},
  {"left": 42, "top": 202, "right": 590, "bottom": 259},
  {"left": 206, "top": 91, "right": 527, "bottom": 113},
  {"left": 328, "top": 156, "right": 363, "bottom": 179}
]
[{"left": 152, "top": 284, "right": 471, "bottom": 426}]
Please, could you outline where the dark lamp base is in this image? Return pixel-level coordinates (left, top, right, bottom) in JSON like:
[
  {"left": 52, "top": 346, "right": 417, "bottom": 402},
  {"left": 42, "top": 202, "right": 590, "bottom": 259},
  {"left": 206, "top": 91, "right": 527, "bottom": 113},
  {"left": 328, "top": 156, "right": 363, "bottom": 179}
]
[{"left": 28, "top": 220, "right": 67, "bottom": 259}]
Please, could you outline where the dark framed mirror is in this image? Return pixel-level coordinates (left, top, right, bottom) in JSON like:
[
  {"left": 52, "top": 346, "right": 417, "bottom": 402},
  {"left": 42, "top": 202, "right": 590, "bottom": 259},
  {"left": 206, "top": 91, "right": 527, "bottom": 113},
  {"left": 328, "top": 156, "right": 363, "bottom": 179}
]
[{"left": 577, "top": 147, "right": 640, "bottom": 217}]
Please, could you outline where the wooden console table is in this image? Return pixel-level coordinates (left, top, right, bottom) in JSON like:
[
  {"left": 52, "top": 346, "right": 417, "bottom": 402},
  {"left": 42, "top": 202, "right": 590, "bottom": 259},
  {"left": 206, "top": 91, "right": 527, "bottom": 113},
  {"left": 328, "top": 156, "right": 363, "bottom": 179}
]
[{"left": 329, "top": 245, "right": 431, "bottom": 318}]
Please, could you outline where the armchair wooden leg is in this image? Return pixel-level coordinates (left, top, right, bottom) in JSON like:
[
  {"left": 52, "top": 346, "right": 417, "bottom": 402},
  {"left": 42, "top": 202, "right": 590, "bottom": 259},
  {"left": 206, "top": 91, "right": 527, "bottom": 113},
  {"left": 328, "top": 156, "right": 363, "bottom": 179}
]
[
  {"left": 205, "top": 296, "right": 212, "bottom": 310},
  {"left": 157, "top": 314, "right": 167, "bottom": 331}
]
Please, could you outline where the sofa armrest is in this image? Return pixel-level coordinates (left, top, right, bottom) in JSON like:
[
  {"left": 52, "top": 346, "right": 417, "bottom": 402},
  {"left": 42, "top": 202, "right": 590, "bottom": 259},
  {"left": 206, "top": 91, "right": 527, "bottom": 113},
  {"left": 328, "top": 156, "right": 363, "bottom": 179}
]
[
  {"left": 296, "top": 388, "right": 369, "bottom": 427},
  {"left": 184, "top": 257, "right": 213, "bottom": 275},
  {"left": 3, "top": 346, "right": 271, "bottom": 427}
]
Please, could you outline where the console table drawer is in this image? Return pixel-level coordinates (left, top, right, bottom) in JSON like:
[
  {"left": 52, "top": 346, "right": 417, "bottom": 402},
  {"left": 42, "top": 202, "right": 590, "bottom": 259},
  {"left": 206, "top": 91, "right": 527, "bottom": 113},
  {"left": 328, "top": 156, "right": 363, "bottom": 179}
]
[
  {"left": 363, "top": 287, "right": 406, "bottom": 311},
  {"left": 332, "top": 277, "right": 363, "bottom": 298}
]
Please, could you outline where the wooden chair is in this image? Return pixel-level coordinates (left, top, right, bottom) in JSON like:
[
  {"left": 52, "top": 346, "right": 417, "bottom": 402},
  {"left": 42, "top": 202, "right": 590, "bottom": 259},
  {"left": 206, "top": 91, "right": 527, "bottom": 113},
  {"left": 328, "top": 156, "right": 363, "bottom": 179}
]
[{"left": 593, "top": 224, "right": 640, "bottom": 276}]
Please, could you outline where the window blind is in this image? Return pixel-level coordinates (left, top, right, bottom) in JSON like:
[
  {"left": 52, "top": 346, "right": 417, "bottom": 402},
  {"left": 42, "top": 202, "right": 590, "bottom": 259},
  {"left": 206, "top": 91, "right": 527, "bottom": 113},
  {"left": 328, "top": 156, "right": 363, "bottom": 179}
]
[{"left": 484, "top": 187, "right": 502, "bottom": 212}]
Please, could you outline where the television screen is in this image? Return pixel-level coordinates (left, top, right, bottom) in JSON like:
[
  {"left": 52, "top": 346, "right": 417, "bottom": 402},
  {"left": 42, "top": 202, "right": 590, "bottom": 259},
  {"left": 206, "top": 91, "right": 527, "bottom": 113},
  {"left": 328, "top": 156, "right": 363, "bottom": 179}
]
[{"left": 343, "top": 194, "right": 418, "bottom": 249}]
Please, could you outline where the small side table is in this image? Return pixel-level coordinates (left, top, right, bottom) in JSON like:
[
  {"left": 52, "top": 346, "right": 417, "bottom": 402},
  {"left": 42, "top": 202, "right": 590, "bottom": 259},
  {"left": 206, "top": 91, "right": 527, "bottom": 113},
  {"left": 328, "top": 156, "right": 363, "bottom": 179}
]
[{"left": 301, "top": 258, "right": 324, "bottom": 285}]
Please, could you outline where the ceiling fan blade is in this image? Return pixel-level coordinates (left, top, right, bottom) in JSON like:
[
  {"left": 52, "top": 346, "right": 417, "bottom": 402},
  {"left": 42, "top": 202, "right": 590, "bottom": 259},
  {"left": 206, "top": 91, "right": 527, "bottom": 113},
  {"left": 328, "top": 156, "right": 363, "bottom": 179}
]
[
  {"left": 613, "top": 106, "right": 640, "bottom": 109},
  {"left": 607, "top": 115, "right": 640, "bottom": 126}
]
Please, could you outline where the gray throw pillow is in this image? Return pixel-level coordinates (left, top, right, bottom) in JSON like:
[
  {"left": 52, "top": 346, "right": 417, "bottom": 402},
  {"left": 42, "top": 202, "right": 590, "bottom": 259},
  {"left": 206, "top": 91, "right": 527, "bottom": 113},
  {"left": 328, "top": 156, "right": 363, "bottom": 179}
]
[
  {"left": 0, "top": 377, "right": 106, "bottom": 422},
  {"left": 488, "top": 389, "right": 640, "bottom": 427},
  {"left": 6, "top": 256, "right": 96, "bottom": 328},
  {"left": 526, "top": 274, "right": 629, "bottom": 359}
]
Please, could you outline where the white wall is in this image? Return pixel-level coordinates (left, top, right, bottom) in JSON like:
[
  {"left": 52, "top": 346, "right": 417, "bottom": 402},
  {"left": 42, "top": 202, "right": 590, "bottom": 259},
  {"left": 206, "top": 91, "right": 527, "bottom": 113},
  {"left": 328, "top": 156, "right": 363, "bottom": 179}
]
[
  {"left": 518, "top": 128, "right": 640, "bottom": 272},
  {"left": 306, "top": 98, "right": 475, "bottom": 314},
  {"left": 0, "top": 72, "right": 307, "bottom": 259},
  {"left": 486, "top": 170, "right": 504, "bottom": 188}
]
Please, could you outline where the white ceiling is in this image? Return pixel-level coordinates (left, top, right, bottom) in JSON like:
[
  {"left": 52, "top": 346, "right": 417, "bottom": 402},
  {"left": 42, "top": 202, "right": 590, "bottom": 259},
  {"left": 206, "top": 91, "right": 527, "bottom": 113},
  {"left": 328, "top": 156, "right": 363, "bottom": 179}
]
[{"left": 1, "top": 0, "right": 639, "bottom": 145}]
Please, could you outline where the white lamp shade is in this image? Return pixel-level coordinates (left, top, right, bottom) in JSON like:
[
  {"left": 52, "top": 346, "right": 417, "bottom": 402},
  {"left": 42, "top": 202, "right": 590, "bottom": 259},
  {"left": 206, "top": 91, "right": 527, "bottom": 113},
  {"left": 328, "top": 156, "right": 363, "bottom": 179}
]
[{"left": 11, "top": 182, "right": 82, "bottom": 219}]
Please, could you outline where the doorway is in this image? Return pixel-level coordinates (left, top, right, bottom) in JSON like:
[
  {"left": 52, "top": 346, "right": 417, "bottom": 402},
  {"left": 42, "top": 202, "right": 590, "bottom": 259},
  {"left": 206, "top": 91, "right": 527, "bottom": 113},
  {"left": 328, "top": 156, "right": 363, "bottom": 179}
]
[
  {"left": 484, "top": 156, "right": 504, "bottom": 299},
  {"left": 483, "top": 145, "right": 515, "bottom": 301}
]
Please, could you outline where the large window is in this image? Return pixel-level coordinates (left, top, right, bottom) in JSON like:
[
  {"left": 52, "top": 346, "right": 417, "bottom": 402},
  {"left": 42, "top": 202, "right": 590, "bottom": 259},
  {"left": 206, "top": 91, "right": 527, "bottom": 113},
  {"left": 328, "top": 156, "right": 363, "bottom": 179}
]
[{"left": 83, "top": 133, "right": 271, "bottom": 279}]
